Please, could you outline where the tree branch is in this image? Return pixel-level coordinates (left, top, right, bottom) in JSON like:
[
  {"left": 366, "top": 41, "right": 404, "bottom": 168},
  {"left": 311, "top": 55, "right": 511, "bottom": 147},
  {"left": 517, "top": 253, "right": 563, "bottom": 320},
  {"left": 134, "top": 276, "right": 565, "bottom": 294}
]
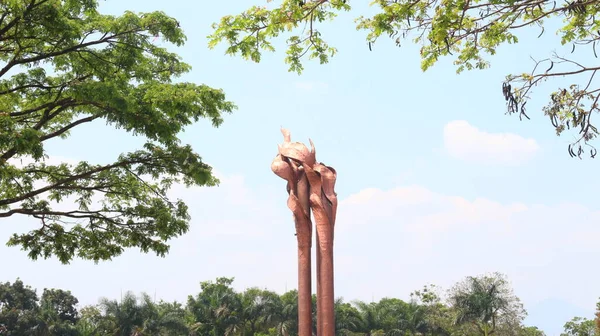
[
  {"left": 0, "top": 29, "right": 141, "bottom": 78},
  {"left": 0, "top": 75, "right": 91, "bottom": 96},
  {"left": 0, "top": 0, "right": 42, "bottom": 42},
  {"left": 39, "top": 113, "right": 102, "bottom": 142},
  {"left": 0, "top": 158, "right": 150, "bottom": 207}
]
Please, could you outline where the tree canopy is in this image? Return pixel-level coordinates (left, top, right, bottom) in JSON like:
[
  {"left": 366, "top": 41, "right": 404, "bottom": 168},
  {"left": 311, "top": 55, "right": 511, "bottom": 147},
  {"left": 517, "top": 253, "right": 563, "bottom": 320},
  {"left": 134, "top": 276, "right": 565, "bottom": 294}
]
[
  {"left": 209, "top": 0, "right": 600, "bottom": 156},
  {"left": 3, "top": 273, "right": 593, "bottom": 336},
  {"left": 448, "top": 272, "right": 526, "bottom": 336},
  {"left": 0, "top": 0, "right": 235, "bottom": 263}
]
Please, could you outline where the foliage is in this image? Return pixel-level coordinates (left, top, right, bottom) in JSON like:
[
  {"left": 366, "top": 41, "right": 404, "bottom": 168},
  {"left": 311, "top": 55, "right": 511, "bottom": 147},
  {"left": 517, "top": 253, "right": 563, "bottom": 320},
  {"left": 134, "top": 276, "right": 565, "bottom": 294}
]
[
  {"left": 36, "top": 288, "right": 80, "bottom": 335},
  {"left": 95, "top": 292, "right": 188, "bottom": 336},
  {"left": 0, "top": 279, "right": 80, "bottom": 335},
  {"left": 596, "top": 299, "right": 600, "bottom": 334},
  {"left": 209, "top": 0, "right": 600, "bottom": 155},
  {"left": 0, "top": 274, "right": 565, "bottom": 336},
  {"left": 186, "top": 277, "right": 244, "bottom": 336},
  {"left": 448, "top": 272, "right": 526, "bottom": 336},
  {"left": 2, "top": 276, "right": 598, "bottom": 335},
  {"left": 519, "top": 326, "right": 547, "bottom": 336},
  {"left": 410, "top": 285, "right": 455, "bottom": 335},
  {"left": 0, "top": 0, "right": 236, "bottom": 263},
  {"left": 0, "top": 279, "right": 39, "bottom": 335},
  {"left": 560, "top": 316, "right": 597, "bottom": 336}
]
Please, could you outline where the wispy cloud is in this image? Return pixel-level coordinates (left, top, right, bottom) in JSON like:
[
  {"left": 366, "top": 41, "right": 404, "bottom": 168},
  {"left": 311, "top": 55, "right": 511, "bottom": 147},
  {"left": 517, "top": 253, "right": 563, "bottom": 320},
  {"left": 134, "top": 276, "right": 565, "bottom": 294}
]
[
  {"left": 3, "top": 169, "right": 598, "bottom": 335},
  {"left": 337, "top": 184, "right": 600, "bottom": 328},
  {"left": 443, "top": 120, "right": 539, "bottom": 165}
]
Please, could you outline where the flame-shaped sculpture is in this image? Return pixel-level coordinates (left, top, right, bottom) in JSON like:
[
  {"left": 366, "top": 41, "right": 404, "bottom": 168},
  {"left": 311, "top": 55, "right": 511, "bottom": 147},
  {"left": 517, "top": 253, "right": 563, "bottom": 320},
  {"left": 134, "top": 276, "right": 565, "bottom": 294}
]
[{"left": 271, "top": 128, "right": 338, "bottom": 336}]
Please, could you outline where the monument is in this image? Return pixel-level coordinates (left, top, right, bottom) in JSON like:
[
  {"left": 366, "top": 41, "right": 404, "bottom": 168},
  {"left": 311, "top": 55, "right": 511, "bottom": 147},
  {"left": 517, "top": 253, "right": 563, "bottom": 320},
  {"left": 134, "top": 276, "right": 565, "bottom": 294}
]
[{"left": 271, "top": 128, "right": 338, "bottom": 336}]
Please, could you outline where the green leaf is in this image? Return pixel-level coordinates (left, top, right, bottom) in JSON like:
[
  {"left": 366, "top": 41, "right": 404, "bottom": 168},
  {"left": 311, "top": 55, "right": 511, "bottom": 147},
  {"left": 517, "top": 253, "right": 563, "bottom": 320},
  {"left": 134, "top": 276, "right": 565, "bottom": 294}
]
[{"left": 0, "top": 0, "right": 236, "bottom": 263}]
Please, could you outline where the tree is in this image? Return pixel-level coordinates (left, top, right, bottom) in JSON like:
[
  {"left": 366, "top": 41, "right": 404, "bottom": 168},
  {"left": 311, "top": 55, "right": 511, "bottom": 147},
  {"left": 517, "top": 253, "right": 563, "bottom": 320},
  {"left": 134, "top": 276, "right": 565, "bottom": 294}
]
[
  {"left": 334, "top": 299, "right": 362, "bottom": 335},
  {"left": 410, "top": 285, "right": 454, "bottom": 336},
  {"left": 0, "top": 279, "right": 39, "bottom": 335},
  {"left": 186, "top": 277, "right": 243, "bottom": 336},
  {"left": 374, "top": 297, "right": 414, "bottom": 334},
  {"left": 596, "top": 301, "right": 600, "bottom": 335},
  {"left": 519, "top": 326, "right": 547, "bottom": 336},
  {"left": 448, "top": 272, "right": 526, "bottom": 336},
  {"left": 561, "top": 317, "right": 597, "bottom": 336},
  {"left": 239, "top": 287, "right": 282, "bottom": 336},
  {"left": 0, "top": 0, "right": 236, "bottom": 263},
  {"left": 36, "top": 288, "right": 80, "bottom": 335},
  {"left": 398, "top": 301, "right": 430, "bottom": 335},
  {"left": 75, "top": 306, "right": 105, "bottom": 336},
  {"left": 0, "top": 276, "right": 560, "bottom": 336},
  {"left": 0, "top": 280, "right": 81, "bottom": 336},
  {"left": 271, "top": 289, "right": 298, "bottom": 336},
  {"left": 96, "top": 291, "right": 188, "bottom": 336},
  {"left": 352, "top": 300, "right": 387, "bottom": 335},
  {"left": 97, "top": 292, "right": 146, "bottom": 336},
  {"left": 40, "top": 289, "right": 80, "bottom": 324},
  {"left": 147, "top": 301, "right": 189, "bottom": 336},
  {"left": 209, "top": 0, "right": 600, "bottom": 155}
]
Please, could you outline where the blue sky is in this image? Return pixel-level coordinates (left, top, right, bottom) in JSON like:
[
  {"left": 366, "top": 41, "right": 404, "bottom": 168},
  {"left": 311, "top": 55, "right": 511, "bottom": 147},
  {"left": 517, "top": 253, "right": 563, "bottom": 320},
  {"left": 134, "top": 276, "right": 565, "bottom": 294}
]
[{"left": 2, "top": 1, "right": 600, "bottom": 335}]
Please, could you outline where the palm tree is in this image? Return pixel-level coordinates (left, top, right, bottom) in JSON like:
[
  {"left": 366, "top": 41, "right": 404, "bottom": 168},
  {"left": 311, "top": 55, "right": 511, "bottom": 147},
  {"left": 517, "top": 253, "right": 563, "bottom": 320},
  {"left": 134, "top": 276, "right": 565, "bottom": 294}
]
[
  {"left": 271, "top": 290, "right": 298, "bottom": 336},
  {"left": 98, "top": 292, "right": 145, "bottom": 336},
  {"left": 99, "top": 293, "right": 189, "bottom": 336},
  {"left": 75, "top": 318, "right": 100, "bottom": 336},
  {"left": 449, "top": 273, "right": 526, "bottom": 336},
  {"left": 239, "top": 288, "right": 282, "bottom": 335},
  {"left": 187, "top": 278, "right": 242, "bottom": 336},
  {"left": 398, "top": 302, "right": 429, "bottom": 336},
  {"left": 354, "top": 301, "right": 386, "bottom": 336},
  {"left": 75, "top": 306, "right": 105, "bottom": 336},
  {"left": 335, "top": 299, "right": 362, "bottom": 335},
  {"left": 138, "top": 297, "right": 189, "bottom": 335}
]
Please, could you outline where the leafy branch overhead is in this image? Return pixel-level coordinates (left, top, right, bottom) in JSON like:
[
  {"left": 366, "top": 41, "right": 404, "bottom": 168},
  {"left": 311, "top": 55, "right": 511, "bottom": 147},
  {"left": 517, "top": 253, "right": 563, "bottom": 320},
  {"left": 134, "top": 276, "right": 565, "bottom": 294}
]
[
  {"left": 209, "top": 0, "right": 600, "bottom": 157},
  {"left": 0, "top": 0, "right": 236, "bottom": 263}
]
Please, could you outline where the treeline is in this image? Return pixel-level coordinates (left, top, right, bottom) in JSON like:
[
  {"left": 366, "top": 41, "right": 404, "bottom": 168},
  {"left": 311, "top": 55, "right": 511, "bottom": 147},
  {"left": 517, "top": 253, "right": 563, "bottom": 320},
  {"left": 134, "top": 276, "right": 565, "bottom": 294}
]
[{"left": 0, "top": 273, "right": 598, "bottom": 336}]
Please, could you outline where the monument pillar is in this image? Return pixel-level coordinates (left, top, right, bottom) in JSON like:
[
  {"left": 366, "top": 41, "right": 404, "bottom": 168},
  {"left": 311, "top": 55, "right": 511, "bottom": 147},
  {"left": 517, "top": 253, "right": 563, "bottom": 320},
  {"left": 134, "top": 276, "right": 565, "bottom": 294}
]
[{"left": 272, "top": 129, "right": 338, "bottom": 336}]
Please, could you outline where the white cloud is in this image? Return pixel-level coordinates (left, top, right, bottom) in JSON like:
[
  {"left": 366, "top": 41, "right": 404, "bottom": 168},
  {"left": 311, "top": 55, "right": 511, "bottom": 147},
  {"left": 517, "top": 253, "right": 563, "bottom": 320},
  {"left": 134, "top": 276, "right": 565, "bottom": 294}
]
[
  {"left": 1, "top": 171, "right": 598, "bottom": 335},
  {"left": 294, "top": 81, "right": 329, "bottom": 91},
  {"left": 0, "top": 171, "right": 296, "bottom": 306},
  {"left": 443, "top": 120, "right": 539, "bottom": 165},
  {"left": 336, "top": 186, "right": 600, "bottom": 334}
]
